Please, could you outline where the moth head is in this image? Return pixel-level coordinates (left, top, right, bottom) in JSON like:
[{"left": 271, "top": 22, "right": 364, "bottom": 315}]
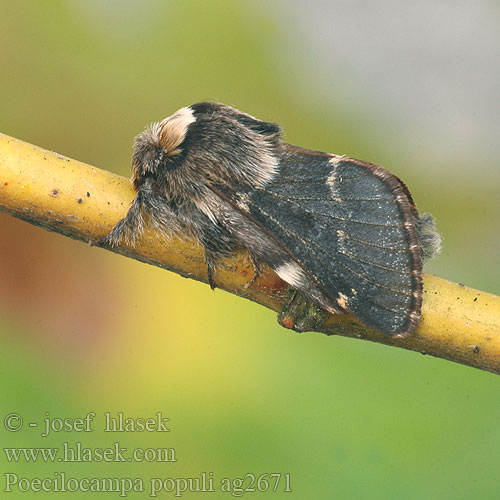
[
  {"left": 131, "top": 102, "right": 282, "bottom": 192},
  {"left": 131, "top": 107, "right": 196, "bottom": 189}
]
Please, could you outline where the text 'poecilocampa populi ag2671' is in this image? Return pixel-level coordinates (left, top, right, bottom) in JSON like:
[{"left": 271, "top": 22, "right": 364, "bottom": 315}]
[{"left": 99, "top": 102, "right": 441, "bottom": 337}]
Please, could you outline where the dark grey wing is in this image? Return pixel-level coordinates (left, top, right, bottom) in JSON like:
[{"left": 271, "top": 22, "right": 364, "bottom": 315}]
[{"left": 214, "top": 145, "right": 423, "bottom": 336}]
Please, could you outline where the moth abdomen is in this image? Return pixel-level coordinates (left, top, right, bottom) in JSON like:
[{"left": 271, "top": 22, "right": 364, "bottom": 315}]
[{"left": 416, "top": 213, "right": 441, "bottom": 259}]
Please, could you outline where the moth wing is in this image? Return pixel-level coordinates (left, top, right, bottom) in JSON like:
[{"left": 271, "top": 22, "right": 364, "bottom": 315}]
[{"left": 214, "top": 146, "right": 423, "bottom": 337}]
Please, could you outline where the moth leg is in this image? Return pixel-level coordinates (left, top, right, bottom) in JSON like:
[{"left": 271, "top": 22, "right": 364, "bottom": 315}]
[
  {"left": 93, "top": 193, "right": 145, "bottom": 247},
  {"left": 278, "top": 289, "right": 329, "bottom": 333},
  {"left": 243, "top": 252, "right": 262, "bottom": 289},
  {"left": 204, "top": 249, "right": 219, "bottom": 291},
  {"left": 200, "top": 220, "right": 239, "bottom": 292}
]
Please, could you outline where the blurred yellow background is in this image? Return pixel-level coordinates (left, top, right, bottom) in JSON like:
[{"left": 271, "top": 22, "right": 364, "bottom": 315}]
[{"left": 1, "top": 1, "right": 499, "bottom": 498}]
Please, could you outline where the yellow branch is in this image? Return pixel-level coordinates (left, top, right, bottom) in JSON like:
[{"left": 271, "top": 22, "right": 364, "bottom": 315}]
[{"left": 1, "top": 133, "right": 499, "bottom": 374}]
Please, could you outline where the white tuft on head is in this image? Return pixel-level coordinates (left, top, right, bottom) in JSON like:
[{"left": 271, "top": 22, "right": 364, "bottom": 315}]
[{"left": 158, "top": 107, "right": 196, "bottom": 156}]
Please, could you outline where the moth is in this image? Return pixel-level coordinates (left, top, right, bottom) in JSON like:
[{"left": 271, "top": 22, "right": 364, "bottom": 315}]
[{"left": 100, "top": 102, "right": 440, "bottom": 337}]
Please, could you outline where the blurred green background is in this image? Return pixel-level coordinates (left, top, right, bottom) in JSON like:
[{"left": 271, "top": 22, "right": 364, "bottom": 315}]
[{"left": 1, "top": 1, "right": 499, "bottom": 498}]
